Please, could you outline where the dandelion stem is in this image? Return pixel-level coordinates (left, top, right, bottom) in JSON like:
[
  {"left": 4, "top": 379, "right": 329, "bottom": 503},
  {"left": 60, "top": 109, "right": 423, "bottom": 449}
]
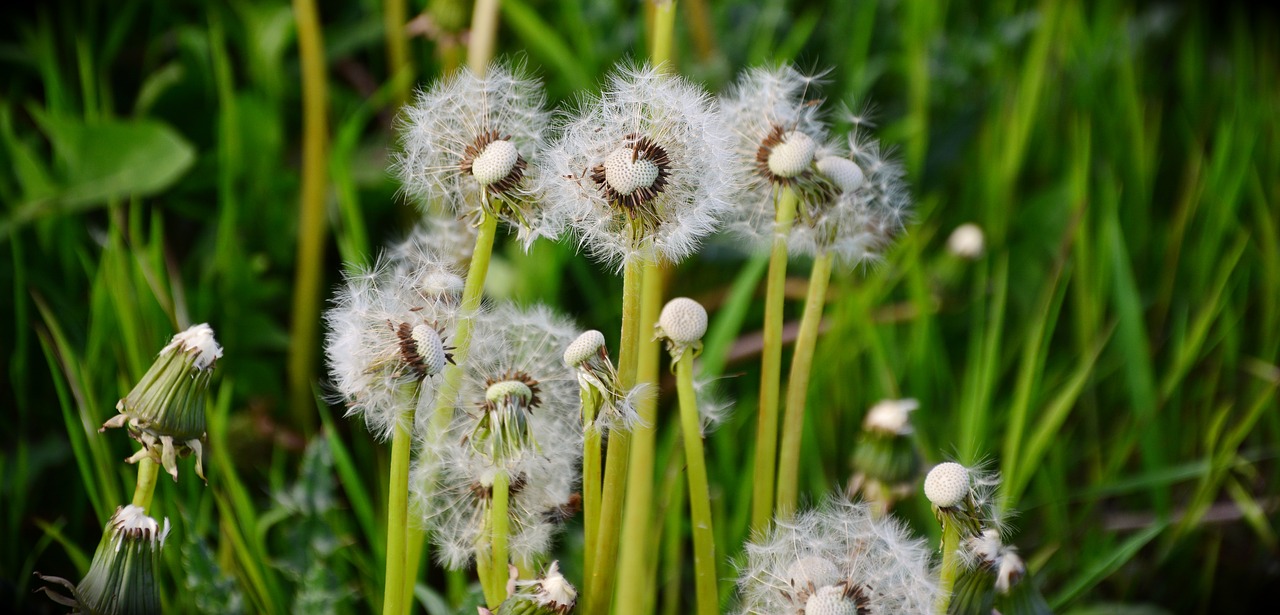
[
  {"left": 582, "top": 386, "right": 602, "bottom": 582},
  {"left": 585, "top": 256, "right": 644, "bottom": 615},
  {"left": 615, "top": 261, "right": 665, "bottom": 610},
  {"left": 775, "top": 251, "right": 833, "bottom": 519},
  {"left": 467, "top": 0, "right": 500, "bottom": 74},
  {"left": 751, "top": 187, "right": 798, "bottom": 532},
  {"left": 383, "top": 0, "right": 411, "bottom": 108},
  {"left": 936, "top": 517, "right": 963, "bottom": 614},
  {"left": 650, "top": 1, "right": 677, "bottom": 67},
  {"left": 382, "top": 419, "right": 413, "bottom": 615},
  {"left": 489, "top": 469, "right": 511, "bottom": 607},
  {"left": 130, "top": 457, "right": 160, "bottom": 513},
  {"left": 676, "top": 353, "right": 720, "bottom": 615}
]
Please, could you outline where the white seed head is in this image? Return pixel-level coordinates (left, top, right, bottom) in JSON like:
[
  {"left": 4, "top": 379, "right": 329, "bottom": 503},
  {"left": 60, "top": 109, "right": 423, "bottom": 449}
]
[
  {"left": 924, "top": 462, "right": 971, "bottom": 508},
  {"left": 803, "top": 585, "right": 864, "bottom": 615},
  {"left": 786, "top": 556, "right": 840, "bottom": 591},
  {"left": 564, "top": 330, "right": 606, "bottom": 367},
  {"left": 768, "top": 130, "right": 817, "bottom": 178},
  {"left": 603, "top": 147, "right": 661, "bottom": 195},
  {"left": 486, "top": 379, "right": 533, "bottom": 403},
  {"left": 947, "top": 223, "right": 985, "bottom": 259},
  {"left": 537, "top": 561, "right": 577, "bottom": 607},
  {"left": 470, "top": 139, "right": 520, "bottom": 186},
  {"left": 816, "top": 156, "right": 866, "bottom": 193},
  {"left": 863, "top": 398, "right": 918, "bottom": 435},
  {"left": 163, "top": 323, "right": 223, "bottom": 370},
  {"left": 411, "top": 325, "right": 448, "bottom": 376},
  {"left": 658, "top": 297, "right": 708, "bottom": 345}
]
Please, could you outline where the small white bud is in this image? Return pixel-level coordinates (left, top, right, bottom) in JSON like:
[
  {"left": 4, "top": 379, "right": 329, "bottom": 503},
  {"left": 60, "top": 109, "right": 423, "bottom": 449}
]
[
  {"left": 658, "top": 297, "right": 708, "bottom": 345},
  {"left": 768, "top": 131, "right": 816, "bottom": 178},
  {"left": 162, "top": 323, "right": 222, "bottom": 370},
  {"left": 564, "top": 330, "right": 606, "bottom": 367},
  {"left": 785, "top": 556, "right": 840, "bottom": 591},
  {"left": 803, "top": 584, "right": 864, "bottom": 615},
  {"left": 816, "top": 156, "right": 866, "bottom": 193},
  {"left": 470, "top": 139, "right": 520, "bottom": 186},
  {"left": 924, "top": 462, "right": 970, "bottom": 508},
  {"left": 863, "top": 399, "right": 918, "bottom": 435},
  {"left": 603, "top": 146, "right": 661, "bottom": 195},
  {"left": 947, "top": 223, "right": 985, "bottom": 259},
  {"left": 486, "top": 379, "right": 533, "bottom": 403},
  {"left": 411, "top": 325, "right": 448, "bottom": 376}
]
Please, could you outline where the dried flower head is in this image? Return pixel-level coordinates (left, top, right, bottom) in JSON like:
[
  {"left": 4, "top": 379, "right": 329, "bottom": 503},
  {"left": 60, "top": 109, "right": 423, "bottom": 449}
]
[
  {"left": 480, "top": 561, "right": 578, "bottom": 615},
  {"left": 395, "top": 61, "right": 555, "bottom": 248},
  {"left": 37, "top": 505, "right": 170, "bottom": 614},
  {"left": 414, "top": 304, "right": 583, "bottom": 569},
  {"left": 542, "top": 62, "right": 733, "bottom": 270},
  {"left": 720, "top": 65, "right": 831, "bottom": 249},
  {"left": 655, "top": 296, "right": 708, "bottom": 363},
  {"left": 101, "top": 323, "right": 221, "bottom": 482},
  {"left": 735, "top": 497, "right": 938, "bottom": 614},
  {"left": 323, "top": 246, "right": 462, "bottom": 441}
]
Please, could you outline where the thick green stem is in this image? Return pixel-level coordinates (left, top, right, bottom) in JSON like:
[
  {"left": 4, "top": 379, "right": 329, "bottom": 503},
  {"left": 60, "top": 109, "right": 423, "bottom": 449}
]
[
  {"left": 650, "top": 1, "right": 677, "bottom": 66},
  {"left": 130, "top": 457, "right": 160, "bottom": 513},
  {"left": 615, "top": 262, "right": 664, "bottom": 611},
  {"left": 936, "top": 517, "right": 963, "bottom": 614},
  {"left": 400, "top": 211, "right": 500, "bottom": 609},
  {"left": 582, "top": 387, "right": 602, "bottom": 581},
  {"left": 489, "top": 469, "right": 511, "bottom": 607},
  {"left": 585, "top": 257, "right": 644, "bottom": 615},
  {"left": 382, "top": 420, "right": 413, "bottom": 615},
  {"left": 750, "top": 188, "right": 798, "bottom": 532},
  {"left": 676, "top": 355, "right": 719, "bottom": 615},
  {"left": 286, "top": 0, "right": 330, "bottom": 434},
  {"left": 775, "top": 251, "right": 833, "bottom": 519},
  {"left": 467, "top": 0, "right": 500, "bottom": 73},
  {"left": 383, "top": 0, "right": 410, "bottom": 108}
]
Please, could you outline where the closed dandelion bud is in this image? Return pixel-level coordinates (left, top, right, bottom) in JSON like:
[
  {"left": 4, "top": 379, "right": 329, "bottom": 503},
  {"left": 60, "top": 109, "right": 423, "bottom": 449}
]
[
  {"left": 37, "top": 505, "right": 169, "bottom": 615},
  {"left": 490, "top": 561, "right": 577, "bottom": 615},
  {"left": 101, "top": 324, "right": 221, "bottom": 482},
  {"left": 850, "top": 399, "right": 921, "bottom": 514},
  {"left": 947, "top": 223, "right": 985, "bottom": 260},
  {"left": 564, "top": 330, "right": 639, "bottom": 434},
  {"left": 655, "top": 297, "right": 707, "bottom": 363}
]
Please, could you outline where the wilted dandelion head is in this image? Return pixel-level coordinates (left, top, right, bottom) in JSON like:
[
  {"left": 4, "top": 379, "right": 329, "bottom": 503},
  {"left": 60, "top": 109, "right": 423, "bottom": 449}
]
[
  {"left": 394, "top": 61, "right": 555, "bottom": 248},
  {"left": 542, "top": 61, "right": 733, "bottom": 270},
  {"left": 720, "top": 64, "right": 831, "bottom": 248},
  {"left": 789, "top": 128, "right": 912, "bottom": 265},
  {"left": 37, "top": 505, "right": 170, "bottom": 614},
  {"left": 736, "top": 497, "right": 938, "bottom": 614},
  {"left": 412, "top": 304, "right": 583, "bottom": 569},
  {"left": 323, "top": 246, "right": 462, "bottom": 441}
]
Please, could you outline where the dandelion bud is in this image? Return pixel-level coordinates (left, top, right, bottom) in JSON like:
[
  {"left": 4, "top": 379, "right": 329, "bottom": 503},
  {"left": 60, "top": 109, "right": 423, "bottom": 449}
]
[
  {"left": 816, "top": 156, "right": 865, "bottom": 193},
  {"left": 101, "top": 323, "right": 221, "bottom": 482},
  {"left": 767, "top": 130, "right": 817, "bottom": 179},
  {"left": 36, "top": 505, "right": 169, "bottom": 615},
  {"left": 924, "top": 462, "right": 971, "bottom": 509},
  {"left": 490, "top": 561, "right": 577, "bottom": 615},
  {"left": 947, "top": 223, "right": 985, "bottom": 260},
  {"left": 655, "top": 297, "right": 707, "bottom": 362},
  {"left": 850, "top": 399, "right": 921, "bottom": 514}
]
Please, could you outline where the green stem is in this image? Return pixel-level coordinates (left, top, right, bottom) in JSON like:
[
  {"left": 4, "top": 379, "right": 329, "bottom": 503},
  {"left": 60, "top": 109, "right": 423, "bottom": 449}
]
[
  {"left": 936, "top": 517, "right": 963, "bottom": 614},
  {"left": 650, "top": 1, "right": 677, "bottom": 66},
  {"left": 130, "top": 457, "right": 160, "bottom": 513},
  {"left": 582, "top": 387, "right": 602, "bottom": 582},
  {"left": 750, "top": 187, "right": 798, "bottom": 532},
  {"left": 676, "top": 354, "right": 719, "bottom": 615},
  {"left": 615, "top": 262, "right": 664, "bottom": 610},
  {"left": 286, "top": 0, "right": 330, "bottom": 434},
  {"left": 489, "top": 469, "right": 511, "bottom": 607},
  {"left": 383, "top": 0, "right": 411, "bottom": 108},
  {"left": 775, "top": 251, "right": 833, "bottom": 519},
  {"left": 401, "top": 525, "right": 425, "bottom": 613},
  {"left": 382, "top": 420, "right": 413, "bottom": 615},
  {"left": 585, "top": 257, "right": 644, "bottom": 615},
  {"left": 401, "top": 211, "right": 500, "bottom": 609},
  {"left": 467, "top": 0, "right": 500, "bottom": 74}
]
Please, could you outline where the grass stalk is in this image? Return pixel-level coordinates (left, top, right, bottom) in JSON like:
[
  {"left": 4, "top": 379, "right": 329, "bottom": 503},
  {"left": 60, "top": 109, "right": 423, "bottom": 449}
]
[
  {"left": 750, "top": 187, "right": 798, "bottom": 532},
  {"left": 585, "top": 256, "right": 644, "bottom": 615},
  {"left": 381, "top": 419, "right": 414, "bottom": 615},
  {"left": 286, "top": 0, "right": 330, "bottom": 435},
  {"left": 129, "top": 457, "right": 160, "bottom": 513},
  {"left": 675, "top": 354, "right": 719, "bottom": 615},
  {"left": 582, "top": 386, "right": 602, "bottom": 581},
  {"left": 383, "top": 0, "right": 411, "bottom": 108},
  {"left": 775, "top": 251, "right": 833, "bottom": 518},
  {"left": 488, "top": 469, "right": 511, "bottom": 606}
]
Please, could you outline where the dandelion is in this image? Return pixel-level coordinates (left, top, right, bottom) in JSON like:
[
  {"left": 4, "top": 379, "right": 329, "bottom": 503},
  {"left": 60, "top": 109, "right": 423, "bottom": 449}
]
[
  {"left": 101, "top": 323, "right": 222, "bottom": 484},
  {"left": 924, "top": 461, "right": 1006, "bottom": 614},
  {"left": 36, "top": 505, "right": 169, "bottom": 615},
  {"left": 478, "top": 561, "right": 578, "bottom": 615},
  {"left": 848, "top": 399, "right": 922, "bottom": 515},
  {"left": 946, "top": 223, "right": 985, "bottom": 260},
  {"left": 541, "top": 61, "right": 733, "bottom": 270},
  {"left": 413, "top": 304, "right": 582, "bottom": 605},
  {"left": 736, "top": 497, "right": 938, "bottom": 614},
  {"left": 394, "top": 61, "right": 554, "bottom": 248}
]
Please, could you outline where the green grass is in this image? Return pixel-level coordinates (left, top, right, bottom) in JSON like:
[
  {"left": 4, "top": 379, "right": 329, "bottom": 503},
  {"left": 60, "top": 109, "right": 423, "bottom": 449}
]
[{"left": 2, "top": 0, "right": 1277, "bottom": 613}]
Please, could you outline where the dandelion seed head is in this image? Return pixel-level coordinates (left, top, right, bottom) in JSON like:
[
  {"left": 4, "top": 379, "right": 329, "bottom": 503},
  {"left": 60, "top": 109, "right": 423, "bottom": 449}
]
[
  {"left": 658, "top": 297, "right": 708, "bottom": 345},
  {"left": 924, "top": 462, "right": 970, "bottom": 508},
  {"left": 564, "top": 329, "right": 606, "bottom": 367},
  {"left": 815, "top": 156, "right": 865, "bottom": 193},
  {"left": 768, "top": 130, "right": 818, "bottom": 179}
]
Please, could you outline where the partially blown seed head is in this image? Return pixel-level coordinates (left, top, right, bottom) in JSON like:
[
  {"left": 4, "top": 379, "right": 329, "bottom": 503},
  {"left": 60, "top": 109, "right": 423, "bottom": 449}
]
[{"left": 924, "top": 462, "right": 971, "bottom": 508}]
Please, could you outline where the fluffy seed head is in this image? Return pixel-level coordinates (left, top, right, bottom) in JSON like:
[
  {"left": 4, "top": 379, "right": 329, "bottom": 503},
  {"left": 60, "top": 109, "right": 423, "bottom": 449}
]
[
  {"left": 803, "top": 584, "right": 869, "bottom": 615},
  {"left": 471, "top": 139, "right": 520, "bottom": 186},
  {"left": 816, "top": 156, "right": 865, "bottom": 193},
  {"left": 786, "top": 556, "right": 841, "bottom": 591},
  {"left": 658, "top": 297, "right": 708, "bottom": 345},
  {"left": 768, "top": 130, "right": 817, "bottom": 178},
  {"left": 947, "top": 223, "right": 985, "bottom": 259},
  {"left": 604, "top": 146, "right": 662, "bottom": 195},
  {"left": 925, "top": 462, "right": 971, "bottom": 508},
  {"left": 486, "top": 379, "right": 534, "bottom": 403},
  {"left": 564, "top": 329, "right": 606, "bottom": 367}
]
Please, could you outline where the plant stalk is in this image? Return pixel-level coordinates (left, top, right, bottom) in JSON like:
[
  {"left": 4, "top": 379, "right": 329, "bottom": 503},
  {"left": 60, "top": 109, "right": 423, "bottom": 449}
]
[
  {"left": 936, "top": 517, "right": 963, "bottom": 614},
  {"left": 750, "top": 187, "right": 798, "bottom": 532},
  {"left": 582, "top": 386, "right": 602, "bottom": 582},
  {"left": 775, "top": 251, "right": 833, "bottom": 519},
  {"left": 468, "top": 0, "right": 500, "bottom": 73},
  {"left": 488, "top": 469, "right": 511, "bottom": 607},
  {"left": 130, "top": 457, "right": 160, "bottom": 513},
  {"left": 383, "top": 0, "right": 411, "bottom": 108},
  {"left": 382, "top": 419, "right": 413, "bottom": 615},
  {"left": 676, "top": 354, "right": 719, "bottom": 615}
]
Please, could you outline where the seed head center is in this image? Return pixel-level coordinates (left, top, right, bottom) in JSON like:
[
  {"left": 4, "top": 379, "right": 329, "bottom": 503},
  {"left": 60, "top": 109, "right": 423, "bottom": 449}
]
[
  {"left": 471, "top": 139, "right": 520, "bottom": 186},
  {"left": 603, "top": 147, "right": 661, "bottom": 196}
]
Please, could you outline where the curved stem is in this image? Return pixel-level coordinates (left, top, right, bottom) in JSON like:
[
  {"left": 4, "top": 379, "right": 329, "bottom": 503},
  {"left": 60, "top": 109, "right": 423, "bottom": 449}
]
[
  {"left": 489, "top": 469, "right": 511, "bottom": 607},
  {"left": 382, "top": 420, "right": 413, "bottom": 615},
  {"left": 130, "top": 457, "right": 160, "bottom": 513},
  {"left": 750, "top": 187, "right": 798, "bottom": 532},
  {"left": 676, "top": 354, "right": 719, "bottom": 615},
  {"left": 775, "top": 251, "right": 833, "bottom": 519}
]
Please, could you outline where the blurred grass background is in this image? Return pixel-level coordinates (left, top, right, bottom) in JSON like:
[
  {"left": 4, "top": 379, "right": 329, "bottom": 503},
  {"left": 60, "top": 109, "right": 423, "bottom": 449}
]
[{"left": 1, "top": 0, "right": 1277, "bottom": 613}]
